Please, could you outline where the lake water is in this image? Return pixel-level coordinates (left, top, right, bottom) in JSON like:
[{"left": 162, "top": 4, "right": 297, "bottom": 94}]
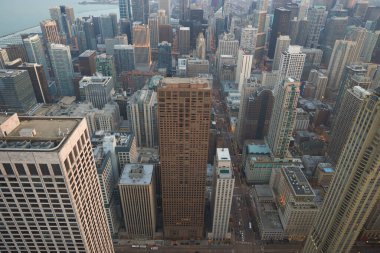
[{"left": 0, "top": 0, "right": 119, "bottom": 37}]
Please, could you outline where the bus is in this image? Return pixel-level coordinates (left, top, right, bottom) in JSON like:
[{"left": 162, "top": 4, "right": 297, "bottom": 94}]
[{"left": 249, "top": 222, "right": 252, "bottom": 229}]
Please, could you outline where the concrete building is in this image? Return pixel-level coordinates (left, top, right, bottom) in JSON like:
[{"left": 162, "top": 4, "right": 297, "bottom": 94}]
[
  {"left": 96, "top": 54, "right": 116, "bottom": 82},
  {"left": 40, "top": 19, "right": 61, "bottom": 45},
  {"left": 130, "top": 0, "right": 149, "bottom": 23},
  {"left": 79, "top": 75, "right": 114, "bottom": 109},
  {"left": 127, "top": 89, "right": 158, "bottom": 148},
  {"left": 272, "top": 35, "right": 290, "bottom": 71},
  {"left": 158, "top": 77, "right": 211, "bottom": 239},
  {"left": 268, "top": 8, "right": 291, "bottom": 58},
  {"left": 0, "top": 48, "right": 9, "bottom": 69},
  {"left": 99, "top": 14, "right": 117, "bottom": 42},
  {"left": 217, "top": 33, "right": 239, "bottom": 59},
  {"left": 301, "top": 48, "right": 323, "bottom": 80},
  {"left": 196, "top": 33, "right": 206, "bottom": 60},
  {"left": 327, "top": 86, "right": 371, "bottom": 164},
  {"left": 187, "top": 59, "right": 210, "bottom": 77},
  {"left": 277, "top": 46, "right": 305, "bottom": 91},
  {"left": 294, "top": 108, "right": 309, "bottom": 131},
  {"left": 270, "top": 167, "right": 318, "bottom": 240},
  {"left": 114, "top": 45, "right": 136, "bottom": 77},
  {"left": 307, "top": 69, "right": 328, "bottom": 100},
  {"left": 78, "top": 50, "right": 97, "bottom": 76},
  {"left": 50, "top": 43, "right": 75, "bottom": 96},
  {"left": 360, "top": 30, "right": 380, "bottom": 63},
  {"left": 158, "top": 0, "right": 171, "bottom": 19},
  {"left": 105, "top": 35, "right": 129, "bottom": 55},
  {"left": 235, "top": 49, "right": 253, "bottom": 92},
  {"left": 304, "top": 6, "right": 327, "bottom": 48},
  {"left": 211, "top": 148, "right": 234, "bottom": 240},
  {"left": 179, "top": 27, "right": 191, "bottom": 55},
  {"left": 22, "top": 34, "right": 50, "bottom": 80},
  {"left": 148, "top": 14, "right": 159, "bottom": 51},
  {"left": 157, "top": 41, "right": 172, "bottom": 72},
  {"left": 133, "top": 24, "right": 151, "bottom": 67},
  {"left": 314, "top": 163, "right": 334, "bottom": 186},
  {"left": 267, "top": 78, "right": 300, "bottom": 158},
  {"left": 119, "top": 164, "right": 156, "bottom": 238},
  {"left": 240, "top": 25, "right": 257, "bottom": 53},
  {"left": 302, "top": 88, "right": 380, "bottom": 253},
  {"left": 0, "top": 114, "right": 114, "bottom": 252}
]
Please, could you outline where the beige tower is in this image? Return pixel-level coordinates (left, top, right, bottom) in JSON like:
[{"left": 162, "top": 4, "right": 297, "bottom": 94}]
[
  {"left": 158, "top": 77, "right": 211, "bottom": 239},
  {"left": 0, "top": 114, "right": 114, "bottom": 253},
  {"left": 303, "top": 88, "right": 380, "bottom": 253}
]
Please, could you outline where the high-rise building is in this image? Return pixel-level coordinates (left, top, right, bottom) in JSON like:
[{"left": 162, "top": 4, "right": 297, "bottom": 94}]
[
  {"left": 210, "top": 148, "right": 235, "bottom": 240},
  {"left": 327, "top": 86, "right": 371, "bottom": 165},
  {"left": 272, "top": 35, "right": 290, "bottom": 70},
  {"left": 133, "top": 24, "right": 151, "bottom": 66},
  {"left": 196, "top": 33, "right": 206, "bottom": 60},
  {"left": 320, "top": 16, "right": 348, "bottom": 49},
  {"left": 0, "top": 48, "right": 9, "bottom": 69},
  {"left": 235, "top": 49, "right": 253, "bottom": 91},
  {"left": 302, "top": 88, "right": 380, "bottom": 253},
  {"left": 83, "top": 19, "right": 97, "bottom": 50},
  {"left": 267, "top": 78, "right": 300, "bottom": 158},
  {"left": 105, "top": 35, "right": 129, "bottom": 55},
  {"left": 113, "top": 45, "right": 136, "bottom": 77},
  {"left": 119, "top": 164, "right": 156, "bottom": 238},
  {"left": 159, "top": 24, "right": 173, "bottom": 43},
  {"left": 49, "top": 6, "right": 75, "bottom": 45},
  {"left": 158, "top": 0, "right": 171, "bottom": 19},
  {"left": 240, "top": 25, "right": 258, "bottom": 53},
  {"left": 78, "top": 50, "right": 97, "bottom": 76},
  {"left": 157, "top": 41, "right": 172, "bottom": 72},
  {"left": 50, "top": 43, "right": 75, "bottom": 96},
  {"left": 40, "top": 19, "right": 62, "bottom": 45},
  {"left": 360, "top": 30, "right": 380, "bottom": 63},
  {"left": 79, "top": 75, "right": 114, "bottom": 109},
  {"left": 326, "top": 40, "right": 356, "bottom": 98},
  {"left": 4, "top": 44, "right": 28, "bottom": 62},
  {"left": 119, "top": 0, "right": 131, "bottom": 19},
  {"left": 301, "top": 48, "right": 323, "bottom": 80},
  {"left": 307, "top": 69, "right": 328, "bottom": 100},
  {"left": 179, "top": 27, "right": 191, "bottom": 55},
  {"left": 99, "top": 14, "right": 117, "bottom": 42},
  {"left": 96, "top": 54, "right": 117, "bottom": 81},
  {"left": 186, "top": 59, "right": 209, "bottom": 77},
  {"left": 217, "top": 33, "right": 239, "bottom": 58},
  {"left": 127, "top": 89, "right": 158, "bottom": 148},
  {"left": 16, "top": 63, "right": 52, "bottom": 104},
  {"left": 130, "top": 0, "right": 149, "bottom": 23},
  {"left": 277, "top": 45, "right": 305, "bottom": 90},
  {"left": 304, "top": 6, "right": 327, "bottom": 48},
  {"left": 148, "top": 14, "right": 159, "bottom": 51},
  {"left": 0, "top": 69, "right": 37, "bottom": 113},
  {"left": 22, "top": 34, "right": 50, "bottom": 80},
  {"left": 158, "top": 77, "right": 211, "bottom": 239},
  {"left": 268, "top": 8, "right": 291, "bottom": 58},
  {"left": 157, "top": 9, "right": 169, "bottom": 25},
  {"left": 0, "top": 114, "right": 114, "bottom": 252}
]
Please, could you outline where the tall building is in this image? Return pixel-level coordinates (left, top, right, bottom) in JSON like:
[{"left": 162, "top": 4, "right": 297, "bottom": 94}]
[
  {"left": 302, "top": 88, "right": 380, "bottom": 253},
  {"left": 235, "top": 49, "right": 253, "bottom": 91},
  {"left": 96, "top": 54, "right": 116, "bottom": 81},
  {"left": 179, "top": 27, "right": 191, "bottom": 55},
  {"left": 0, "top": 114, "right": 114, "bottom": 252},
  {"left": 50, "top": 43, "right": 75, "bottom": 96},
  {"left": 158, "top": 77, "right": 211, "bottom": 239},
  {"left": 326, "top": 40, "right": 356, "bottom": 98},
  {"left": 4, "top": 44, "right": 28, "bottom": 62},
  {"left": 268, "top": 8, "right": 291, "bottom": 58},
  {"left": 158, "top": 0, "right": 171, "bottom": 19},
  {"left": 49, "top": 6, "right": 75, "bottom": 45},
  {"left": 240, "top": 25, "right": 258, "bottom": 53},
  {"left": 80, "top": 75, "right": 114, "bottom": 109},
  {"left": 157, "top": 9, "right": 169, "bottom": 25},
  {"left": 304, "top": 6, "right": 327, "bottom": 48},
  {"left": 0, "top": 48, "right": 9, "bottom": 69},
  {"left": 186, "top": 59, "right": 209, "bottom": 77},
  {"left": 127, "top": 89, "right": 158, "bottom": 148},
  {"left": 119, "top": 164, "right": 156, "bottom": 238},
  {"left": 327, "top": 86, "right": 371, "bottom": 164},
  {"left": 22, "top": 34, "right": 50, "bottom": 80},
  {"left": 266, "top": 78, "right": 300, "bottom": 158},
  {"left": 157, "top": 41, "right": 172, "bottom": 72},
  {"left": 99, "top": 14, "right": 117, "bottom": 42},
  {"left": 130, "top": 0, "right": 149, "bottom": 23},
  {"left": 133, "top": 24, "right": 151, "bottom": 66},
  {"left": 277, "top": 45, "right": 305, "bottom": 91},
  {"left": 78, "top": 50, "right": 97, "bottom": 76},
  {"left": 0, "top": 69, "right": 37, "bottom": 113},
  {"left": 307, "top": 69, "right": 328, "bottom": 100},
  {"left": 320, "top": 16, "right": 348, "bottom": 49},
  {"left": 272, "top": 35, "right": 290, "bottom": 70},
  {"left": 196, "top": 33, "right": 206, "bottom": 60},
  {"left": 119, "top": 0, "right": 131, "bottom": 19},
  {"left": 113, "top": 45, "right": 136, "bottom": 77},
  {"left": 40, "top": 19, "right": 62, "bottom": 45},
  {"left": 301, "top": 48, "right": 323, "bottom": 80},
  {"left": 360, "top": 30, "right": 380, "bottom": 63},
  {"left": 148, "top": 14, "right": 159, "bottom": 51},
  {"left": 159, "top": 24, "right": 173, "bottom": 43},
  {"left": 211, "top": 148, "right": 235, "bottom": 240},
  {"left": 217, "top": 33, "right": 239, "bottom": 58}
]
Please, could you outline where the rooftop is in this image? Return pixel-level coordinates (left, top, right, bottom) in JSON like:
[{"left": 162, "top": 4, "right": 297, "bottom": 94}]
[
  {"left": 119, "top": 164, "right": 154, "bottom": 185},
  {"left": 217, "top": 166, "right": 233, "bottom": 179},
  {"left": 79, "top": 50, "right": 96, "bottom": 58},
  {"left": 283, "top": 167, "right": 315, "bottom": 197},
  {"left": 217, "top": 148, "right": 231, "bottom": 161},
  {"left": 247, "top": 143, "right": 271, "bottom": 155},
  {"left": 255, "top": 185, "right": 273, "bottom": 198},
  {"left": 160, "top": 77, "right": 211, "bottom": 89},
  {"left": 0, "top": 69, "right": 25, "bottom": 78}
]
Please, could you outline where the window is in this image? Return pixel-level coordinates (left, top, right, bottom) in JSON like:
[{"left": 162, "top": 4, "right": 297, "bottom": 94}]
[
  {"left": 27, "top": 164, "right": 38, "bottom": 175},
  {"left": 52, "top": 164, "right": 62, "bottom": 176},
  {"left": 3, "top": 163, "right": 13, "bottom": 175},
  {"left": 15, "top": 164, "right": 26, "bottom": 175},
  {"left": 39, "top": 164, "right": 50, "bottom": 176}
]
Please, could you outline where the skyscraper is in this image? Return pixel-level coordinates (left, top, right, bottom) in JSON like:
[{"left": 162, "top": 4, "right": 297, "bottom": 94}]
[
  {"left": 50, "top": 43, "right": 75, "bottom": 96},
  {"left": 268, "top": 8, "right": 291, "bottom": 58},
  {"left": 272, "top": 35, "right": 290, "bottom": 70},
  {"left": 158, "top": 0, "right": 171, "bottom": 19},
  {"left": 113, "top": 45, "right": 136, "bottom": 77},
  {"left": 99, "top": 14, "right": 117, "bottom": 42},
  {"left": 80, "top": 75, "right": 114, "bottom": 109},
  {"left": 179, "top": 27, "right": 191, "bottom": 55},
  {"left": 96, "top": 54, "right": 117, "bottom": 81},
  {"left": 266, "top": 78, "right": 300, "bottom": 158},
  {"left": 49, "top": 6, "right": 75, "bottom": 45},
  {"left": 130, "top": 0, "right": 149, "bottom": 23},
  {"left": 304, "top": 6, "right": 327, "bottom": 48},
  {"left": 78, "top": 50, "right": 97, "bottom": 76},
  {"left": 0, "top": 48, "right": 9, "bottom": 69},
  {"left": 133, "top": 24, "right": 151, "bottom": 66},
  {"left": 211, "top": 148, "right": 235, "bottom": 240},
  {"left": 302, "top": 88, "right": 380, "bottom": 253},
  {"left": 127, "top": 89, "right": 158, "bottom": 148},
  {"left": 157, "top": 41, "right": 172, "bottom": 72},
  {"left": 119, "top": 0, "right": 131, "bottom": 19},
  {"left": 240, "top": 25, "right": 258, "bottom": 53},
  {"left": 158, "top": 77, "right": 211, "bottom": 239},
  {"left": 277, "top": 45, "right": 305, "bottom": 90},
  {"left": 0, "top": 69, "right": 38, "bottom": 113},
  {"left": 22, "top": 34, "right": 50, "bottom": 80},
  {"left": 148, "top": 14, "right": 159, "bottom": 51},
  {"left": 0, "top": 114, "right": 114, "bottom": 252},
  {"left": 196, "top": 33, "right": 206, "bottom": 60},
  {"left": 235, "top": 49, "right": 253, "bottom": 91}
]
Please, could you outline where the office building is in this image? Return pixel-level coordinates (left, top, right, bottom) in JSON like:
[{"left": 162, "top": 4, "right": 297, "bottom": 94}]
[
  {"left": 272, "top": 35, "right": 290, "bottom": 70},
  {"left": 157, "top": 9, "right": 169, "bottom": 25},
  {"left": 49, "top": 6, "right": 75, "bottom": 45},
  {"left": 158, "top": 0, "right": 171, "bottom": 19},
  {"left": 130, "top": 0, "right": 149, "bottom": 23},
  {"left": 307, "top": 69, "right": 328, "bottom": 100},
  {"left": 294, "top": 108, "right": 309, "bottom": 131},
  {"left": 187, "top": 59, "right": 209, "bottom": 77},
  {"left": 304, "top": 6, "right": 327, "bottom": 48},
  {"left": 211, "top": 148, "right": 235, "bottom": 240},
  {"left": 119, "top": 0, "right": 131, "bottom": 19},
  {"left": 105, "top": 35, "right": 129, "bottom": 55},
  {"left": 127, "top": 89, "right": 158, "bottom": 148},
  {"left": 148, "top": 14, "right": 159, "bottom": 51},
  {"left": 235, "top": 49, "right": 253, "bottom": 91},
  {"left": 302, "top": 88, "right": 380, "bottom": 253},
  {"left": 0, "top": 48, "right": 9, "bottom": 69},
  {"left": 218, "top": 55, "right": 236, "bottom": 82},
  {"left": 361, "top": 200, "right": 380, "bottom": 241},
  {"left": 40, "top": 19, "right": 61, "bottom": 45},
  {"left": 0, "top": 69, "right": 37, "bottom": 113},
  {"left": 4, "top": 44, "right": 28, "bottom": 62},
  {"left": 78, "top": 50, "right": 97, "bottom": 76},
  {"left": 157, "top": 41, "right": 172, "bottom": 72},
  {"left": 270, "top": 167, "right": 318, "bottom": 240},
  {"left": 361, "top": 30, "right": 380, "bottom": 63},
  {"left": 240, "top": 25, "right": 258, "bottom": 53},
  {"left": 96, "top": 54, "right": 116, "bottom": 81},
  {"left": 268, "top": 8, "right": 291, "bottom": 58},
  {"left": 327, "top": 86, "right": 371, "bottom": 164},
  {"left": 267, "top": 78, "right": 300, "bottom": 158},
  {"left": 217, "top": 33, "right": 239, "bottom": 59},
  {"left": 79, "top": 75, "right": 114, "bottom": 109},
  {"left": 301, "top": 48, "right": 323, "bottom": 80},
  {"left": 119, "top": 164, "right": 156, "bottom": 238},
  {"left": 277, "top": 46, "right": 305, "bottom": 91},
  {"left": 133, "top": 24, "right": 151, "bottom": 66},
  {"left": 22, "top": 34, "right": 50, "bottom": 80},
  {"left": 50, "top": 43, "right": 75, "bottom": 96},
  {"left": 158, "top": 77, "right": 211, "bottom": 239},
  {"left": 196, "top": 33, "right": 206, "bottom": 60},
  {"left": 114, "top": 45, "right": 136, "bottom": 77},
  {"left": 179, "top": 27, "right": 191, "bottom": 55},
  {"left": 0, "top": 114, "right": 114, "bottom": 252},
  {"left": 159, "top": 24, "right": 173, "bottom": 43}
]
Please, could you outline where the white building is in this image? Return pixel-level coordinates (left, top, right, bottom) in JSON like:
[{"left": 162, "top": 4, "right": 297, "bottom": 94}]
[
  {"left": 277, "top": 46, "right": 305, "bottom": 89},
  {"left": 294, "top": 108, "right": 309, "bottom": 131},
  {"left": 240, "top": 25, "right": 257, "bottom": 52},
  {"left": 79, "top": 75, "right": 114, "bottom": 109},
  {"left": 235, "top": 49, "right": 253, "bottom": 92},
  {"left": 211, "top": 148, "right": 235, "bottom": 240},
  {"left": 272, "top": 35, "right": 290, "bottom": 70}
]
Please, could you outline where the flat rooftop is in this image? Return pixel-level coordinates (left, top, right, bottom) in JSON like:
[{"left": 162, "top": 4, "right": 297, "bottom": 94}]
[
  {"left": 247, "top": 143, "right": 271, "bottom": 155},
  {"left": 217, "top": 148, "right": 231, "bottom": 161},
  {"left": 283, "top": 167, "right": 315, "bottom": 197},
  {"left": 119, "top": 164, "right": 154, "bottom": 185},
  {"left": 160, "top": 77, "right": 211, "bottom": 89},
  {"left": 255, "top": 185, "right": 273, "bottom": 198},
  {"left": 79, "top": 50, "right": 96, "bottom": 57},
  {"left": 217, "top": 167, "right": 233, "bottom": 179}
]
